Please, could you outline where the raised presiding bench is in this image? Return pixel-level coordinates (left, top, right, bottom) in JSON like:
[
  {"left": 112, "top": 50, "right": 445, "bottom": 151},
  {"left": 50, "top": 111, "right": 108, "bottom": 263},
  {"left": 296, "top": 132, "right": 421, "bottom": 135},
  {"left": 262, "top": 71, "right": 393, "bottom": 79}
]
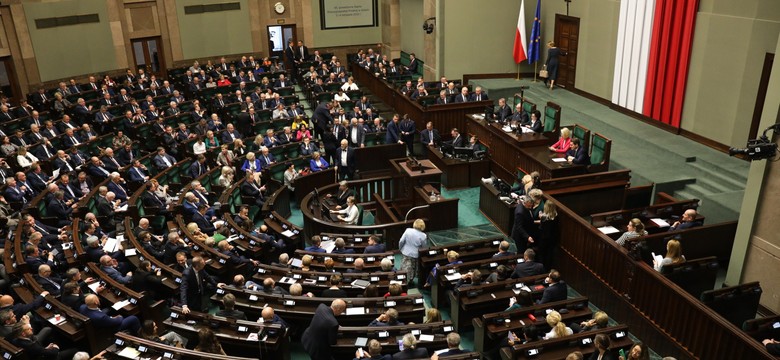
[
  {"left": 211, "top": 286, "right": 425, "bottom": 328},
  {"left": 164, "top": 306, "right": 289, "bottom": 360},
  {"left": 473, "top": 297, "right": 592, "bottom": 355},
  {"left": 448, "top": 275, "right": 549, "bottom": 331},
  {"left": 500, "top": 325, "right": 634, "bottom": 360}
]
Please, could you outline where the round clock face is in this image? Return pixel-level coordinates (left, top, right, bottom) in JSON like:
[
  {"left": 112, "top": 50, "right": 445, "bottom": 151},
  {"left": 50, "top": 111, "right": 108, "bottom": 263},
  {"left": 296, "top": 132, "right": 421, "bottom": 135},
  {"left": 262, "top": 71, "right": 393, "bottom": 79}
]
[{"left": 275, "top": 2, "right": 285, "bottom": 14}]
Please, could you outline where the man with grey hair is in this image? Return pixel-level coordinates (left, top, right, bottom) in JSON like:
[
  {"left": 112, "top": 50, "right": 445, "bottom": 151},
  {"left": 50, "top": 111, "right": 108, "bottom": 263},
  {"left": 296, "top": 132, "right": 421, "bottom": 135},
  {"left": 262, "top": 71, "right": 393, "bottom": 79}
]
[
  {"left": 380, "top": 257, "right": 394, "bottom": 272},
  {"left": 511, "top": 195, "right": 538, "bottom": 253},
  {"left": 432, "top": 332, "right": 466, "bottom": 358}
]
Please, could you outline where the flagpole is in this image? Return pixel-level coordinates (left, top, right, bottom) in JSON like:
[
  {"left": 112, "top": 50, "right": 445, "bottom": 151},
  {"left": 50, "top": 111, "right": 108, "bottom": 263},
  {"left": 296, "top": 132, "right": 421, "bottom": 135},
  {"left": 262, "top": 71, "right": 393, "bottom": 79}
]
[
  {"left": 517, "top": 64, "right": 521, "bottom": 80},
  {"left": 533, "top": 63, "right": 538, "bottom": 82}
]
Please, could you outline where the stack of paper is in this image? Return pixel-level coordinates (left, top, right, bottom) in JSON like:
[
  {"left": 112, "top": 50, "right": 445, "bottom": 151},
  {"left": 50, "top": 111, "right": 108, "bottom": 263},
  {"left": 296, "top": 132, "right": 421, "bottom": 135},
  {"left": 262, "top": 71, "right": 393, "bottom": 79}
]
[
  {"left": 444, "top": 273, "right": 462, "bottom": 281},
  {"left": 112, "top": 300, "right": 131, "bottom": 310},
  {"left": 597, "top": 226, "right": 620, "bottom": 235},
  {"left": 281, "top": 230, "right": 295, "bottom": 237},
  {"left": 116, "top": 347, "right": 140, "bottom": 359},
  {"left": 103, "top": 238, "right": 120, "bottom": 253},
  {"left": 651, "top": 218, "right": 670, "bottom": 227},
  {"left": 345, "top": 307, "right": 366, "bottom": 315}
]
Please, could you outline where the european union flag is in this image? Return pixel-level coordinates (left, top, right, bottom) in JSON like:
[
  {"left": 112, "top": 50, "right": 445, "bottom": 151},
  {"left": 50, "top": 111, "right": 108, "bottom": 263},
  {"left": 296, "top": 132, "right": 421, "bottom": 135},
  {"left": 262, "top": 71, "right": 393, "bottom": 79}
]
[{"left": 528, "top": 0, "right": 542, "bottom": 64}]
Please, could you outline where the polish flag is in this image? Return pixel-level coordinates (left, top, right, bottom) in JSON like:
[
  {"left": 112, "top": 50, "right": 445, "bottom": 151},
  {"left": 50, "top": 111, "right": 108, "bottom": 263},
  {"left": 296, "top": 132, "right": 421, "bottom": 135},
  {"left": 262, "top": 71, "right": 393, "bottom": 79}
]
[{"left": 513, "top": 0, "right": 528, "bottom": 64}]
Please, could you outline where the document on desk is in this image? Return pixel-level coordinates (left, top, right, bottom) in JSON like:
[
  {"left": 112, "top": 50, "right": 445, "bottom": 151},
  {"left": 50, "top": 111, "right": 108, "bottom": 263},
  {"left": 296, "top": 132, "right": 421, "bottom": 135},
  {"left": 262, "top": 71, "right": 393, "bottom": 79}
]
[
  {"left": 346, "top": 307, "right": 366, "bottom": 315},
  {"left": 278, "top": 277, "right": 297, "bottom": 285},
  {"left": 225, "top": 235, "right": 239, "bottom": 243},
  {"left": 115, "top": 204, "right": 128, "bottom": 212},
  {"left": 48, "top": 316, "right": 67, "bottom": 325},
  {"left": 112, "top": 299, "right": 131, "bottom": 310},
  {"left": 290, "top": 258, "right": 303, "bottom": 268},
  {"left": 124, "top": 248, "right": 137, "bottom": 257},
  {"left": 103, "top": 238, "right": 120, "bottom": 253},
  {"left": 281, "top": 230, "right": 296, "bottom": 238},
  {"left": 87, "top": 282, "right": 101, "bottom": 294},
  {"left": 116, "top": 347, "right": 140, "bottom": 359},
  {"left": 444, "top": 273, "right": 462, "bottom": 281},
  {"left": 650, "top": 218, "right": 670, "bottom": 227},
  {"left": 419, "top": 334, "right": 435, "bottom": 342},
  {"left": 320, "top": 240, "right": 335, "bottom": 253},
  {"left": 520, "top": 127, "right": 535, "bottom": 134},
  {"left": 551, "top": 157, "right": 568, "bottom": 163},
  {"left": 597, "top": 226, "right": 620, "bottom": 235}
]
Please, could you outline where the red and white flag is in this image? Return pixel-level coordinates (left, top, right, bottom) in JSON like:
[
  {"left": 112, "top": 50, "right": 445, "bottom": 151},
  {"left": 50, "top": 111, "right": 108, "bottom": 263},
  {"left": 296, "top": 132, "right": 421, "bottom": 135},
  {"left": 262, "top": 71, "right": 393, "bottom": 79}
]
[{"left": 513, "top": 0, "right": 528, "bottom": 64}]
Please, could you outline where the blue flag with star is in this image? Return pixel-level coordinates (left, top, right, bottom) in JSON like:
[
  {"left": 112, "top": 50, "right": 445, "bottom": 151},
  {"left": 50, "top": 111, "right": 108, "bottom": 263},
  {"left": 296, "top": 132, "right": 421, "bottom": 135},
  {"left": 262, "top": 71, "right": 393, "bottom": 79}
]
[{"left": 528, "top": 0, "right": 542, "bottom": 64}]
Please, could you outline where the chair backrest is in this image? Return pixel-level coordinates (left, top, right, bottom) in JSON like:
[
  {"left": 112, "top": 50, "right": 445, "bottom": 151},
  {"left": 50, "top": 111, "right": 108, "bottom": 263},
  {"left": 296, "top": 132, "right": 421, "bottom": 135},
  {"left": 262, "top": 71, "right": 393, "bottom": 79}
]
[
  {"left": 590, "top": 132, "right": 611, "bottom": 169},
  {"left": 357, "top": 204, "right": 364, "bottom": 225},
  {"left": 543, "top": 102, "right": 560, "bottom": 133},
  {"left": 572, "top": 124, "right": 590, "bottom": 151}
]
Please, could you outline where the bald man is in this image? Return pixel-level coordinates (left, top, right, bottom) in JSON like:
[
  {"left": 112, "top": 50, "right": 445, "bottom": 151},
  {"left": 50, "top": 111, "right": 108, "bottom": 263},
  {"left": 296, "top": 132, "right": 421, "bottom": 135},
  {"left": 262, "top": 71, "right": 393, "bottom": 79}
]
[
  {"left": 260, "top": 306, "right": 288, "bottom": 331},
  {"left": 302, "top": 299, "right": 346, "bottom": 360},
  {"left": 79, "top": 294, "right": 140, "bottom": 334},
  {"left": 0, "top": 291, "right": 49, "bottom": 320},
  {"left": 669, "top": 209, "right": 702, "bottom": 231}
]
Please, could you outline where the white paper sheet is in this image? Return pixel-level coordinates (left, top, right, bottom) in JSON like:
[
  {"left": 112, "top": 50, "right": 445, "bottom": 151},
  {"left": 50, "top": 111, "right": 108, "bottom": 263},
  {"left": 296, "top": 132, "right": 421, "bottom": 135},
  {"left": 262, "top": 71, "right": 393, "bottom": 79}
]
[{"left": 597, "top": 226, "right": 620, "bottom": 235}]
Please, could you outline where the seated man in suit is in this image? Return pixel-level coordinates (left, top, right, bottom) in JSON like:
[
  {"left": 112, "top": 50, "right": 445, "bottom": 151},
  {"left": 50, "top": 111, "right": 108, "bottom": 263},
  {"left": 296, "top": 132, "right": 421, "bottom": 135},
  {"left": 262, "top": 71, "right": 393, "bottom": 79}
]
[
  {"left": 192, "top": 204, "right": 218, "bottom": 236},
  {"left": 257, "top": 146, "right": 276, "bottom": 169},
  {"left": 79, "top": 294, "right": 140, "bottom": 334},
  {"left": 215, "top": 294, "right": 247, "bottom": 320},
  {"left": 4, "top": 177, "right": 27, "bottom": 204},
  {"left": 34, "top": 264, "right": 63, "bottom": 297},
  {"left": 353, "top": 339, "right": 392, "bottom": 360},
  {"left": 86, "top": 157, "right": 112, "bottom": 180},
  {"left": 240, "top": 174, "right": 266, "bottom": 208},
  {"left": 9, "top": 322, "right": 76, "bottom": 360},
  {"left": 304, "top": 235, "right": 327, "bottom": 253},
  {"left": 152, "top": 147, "right": 177, "bottom": 171},
  {"left": 363, "top": 235, "right": 386, "bottom": 254},
  {"left": 511, "top": 103, "right": 530, "bottom": 126},
  {"left": 220, "top": 123, "right": 242, "bottom": 144},
  {"left": 537, "top": 269, "right": 568, "bottom": 304},
  {"left": 669, "top": 209, "right": 702, "bottom": 231},
  {"left": 107, "top": 173, "right": 130, "bottom": 202},
  {"left": 326, "top": 181, "right": 357, "bottom": 209},
  {"left": 469, "top": 86, "right": 489, "bottom": 102},
  {"left": 467, "top": 136, "right": 485, "bottom": 152},
  {"left": 444, "top": 128, "right": 466, "bottom": 148},
  {"left": 511, "top": 249, "right": 546, "bottom": 278},
  {"left": 263, "top": 128, "right": 283, "bottom": 148},
  {"left": 46, "top": 190, "right": 74, "bottom": 227},
  {"left": 420, "top": 121, "right": 441, "bottom": 147},
  {"left": 218, "top": 241, "right": 259, "bottom": 270},
  {"left": 454, "top": 87, "right": 471, "bottom": 103},
  {"left": 566, "top": 138, "right": 590, "bottom": 166},
  {"left": 494, "top": 98, "right": 513, "bottom": 123},
  {"left": 189, "top": 154, "right": 209, "bottom": 179},
  {"left": 100, "top": 254, "right": 132, "bottom": 285},
  {"left": 432, "top": 332, "right": 468, "bottom": 358},
  {"left": 436, "top": 90, "right": 451, "bottom": 105}
]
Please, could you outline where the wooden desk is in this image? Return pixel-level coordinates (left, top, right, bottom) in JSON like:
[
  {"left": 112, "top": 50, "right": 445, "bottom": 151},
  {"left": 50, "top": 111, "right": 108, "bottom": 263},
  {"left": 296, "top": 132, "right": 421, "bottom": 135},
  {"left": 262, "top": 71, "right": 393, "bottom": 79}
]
[
  {"left": 292, "top": 168, "right": 336, "bottom": 205},
  {"left": 391, "top": 158, "right": 442, "bottom": 199},
  {"left": 479, "top": 181, "right": 517, "bottom": 235},
  {"left": 426, "top": 145, "right": 490, "bottom": 188},
  {"left": 351, "top": 64, "right": 491, "bottom": 137},
  {"left": 465, "top": 115, "right": 588, "bottom": 181}
]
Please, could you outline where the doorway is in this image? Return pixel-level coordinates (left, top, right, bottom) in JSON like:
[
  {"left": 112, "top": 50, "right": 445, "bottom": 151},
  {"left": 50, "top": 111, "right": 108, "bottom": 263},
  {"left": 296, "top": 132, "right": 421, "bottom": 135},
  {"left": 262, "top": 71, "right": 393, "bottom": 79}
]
[
  {"left": 132, "top": 37, "right": 166, "bottom": 77},
  {"left": 267, "top": 25, "right": 297, "bottom": 67},
  {"left": 0, "top": 58, "right": 20, "bottom": 102},
  {"left": 554, "top": 14, "right": 579, "bottom": 89}
]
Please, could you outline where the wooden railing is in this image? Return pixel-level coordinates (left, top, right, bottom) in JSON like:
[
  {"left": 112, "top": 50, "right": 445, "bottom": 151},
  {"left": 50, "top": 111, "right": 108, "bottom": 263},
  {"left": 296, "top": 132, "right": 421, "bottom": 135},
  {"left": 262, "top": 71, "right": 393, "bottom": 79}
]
[{"left": 551, "top": 193, "right": 773, "bottom": 359}]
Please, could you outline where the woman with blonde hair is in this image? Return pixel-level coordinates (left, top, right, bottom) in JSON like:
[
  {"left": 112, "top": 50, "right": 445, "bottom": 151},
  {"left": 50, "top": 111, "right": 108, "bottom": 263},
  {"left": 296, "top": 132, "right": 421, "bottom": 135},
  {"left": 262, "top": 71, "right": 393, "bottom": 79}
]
[
  {"left": 654, "top": 239, "right": 685, "bottom": 272},
  {"left": 399, "top": 219, "right": 427, "bottom": 285},
  {"left": 300, "top": 254, "right": 313, "bottom": 272},
  {"left": 545, "top": 41, "right": 566, "bottom": 90},
  {"left": 539, "top": 200, "right": 559, "bottom": 269},
  {"left": 218, "top": 166, "right": 234, "bottom": 188},
  {"left": 549, "top": 127, "right": 572, "bottom": 153},
  {"left": 543, "top": 310, "right": 573, "bottom": 339},
  {"left": 616, "top": 218, "right": 648, "bottom": 247},
  {"left": 186, "top": 222, "right": 208, "bottom": 242},
  {"left": 232, "top": 138, "right": 247, "bottom": 156},
  {"left": 424, "top": 250, "right": 462, "bottom": 287},
  {"left": 424, "top": 308, "right": 442, "bottom": 323},
  {"left": 16, "top": 146, "right": 38, "bottom": 168}
]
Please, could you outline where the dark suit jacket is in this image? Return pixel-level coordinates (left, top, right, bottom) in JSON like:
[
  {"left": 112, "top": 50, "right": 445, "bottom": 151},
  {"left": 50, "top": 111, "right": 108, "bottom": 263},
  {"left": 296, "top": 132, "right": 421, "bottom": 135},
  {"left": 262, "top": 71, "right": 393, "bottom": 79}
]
[
  {"left": 496, "top": 105, "right": 513, "bottom": 121},
  {"left": 302, "top": 304, "right": 339, "bottom": 360},
  {"left": 420, "top": 129, "right": 441, "bottom": 146},
  {"left": 346, "top": 126, "right": 366, "bottom": 146},
  {"left": 448, "top": 135, "right": 466, "bottom": 148},
  {"left": 454, "top": 94, "right": 470, "bottom": 103},
  {"left": 527, "top": 119, "right": 543, "bottom": 133},
  {"left": 216, "top": 308, "right": 247, "bottom": 320},
  {"left": 392, "top": 348, "right": 429, "bottom": 359},
  {"left": 180, "top": 266, "right": 217, "bottom": 311},
  {"left": 538, "top": 281, "right": 568, "bottom": 304},
  {"left": 511, "top": 205, "right": 539, "bottom": 244},
  {"left": 469, "top": 93, "right": 489, "bottom": 102},
  {"left": 567, "top": 146, "right": 590, "bottom": 166},
  {"left": 11, "top": 337, "right": 60, "bottom": 359},
  {"left": 334, "top": 147, "right": 356, "bottom": 174},
  {"left": 511, "top": 261, "right": 546, "bottom": 279},
  {"left": 47, "top": 199, "right": 72, "bottom": 220}
]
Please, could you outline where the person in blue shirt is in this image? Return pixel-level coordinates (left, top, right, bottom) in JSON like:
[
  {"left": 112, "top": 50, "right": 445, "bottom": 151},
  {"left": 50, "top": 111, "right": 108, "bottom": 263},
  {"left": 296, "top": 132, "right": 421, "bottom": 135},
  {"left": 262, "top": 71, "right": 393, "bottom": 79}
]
[{"left": 304, "top": 235, "right": 327, "bottom": 253}]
